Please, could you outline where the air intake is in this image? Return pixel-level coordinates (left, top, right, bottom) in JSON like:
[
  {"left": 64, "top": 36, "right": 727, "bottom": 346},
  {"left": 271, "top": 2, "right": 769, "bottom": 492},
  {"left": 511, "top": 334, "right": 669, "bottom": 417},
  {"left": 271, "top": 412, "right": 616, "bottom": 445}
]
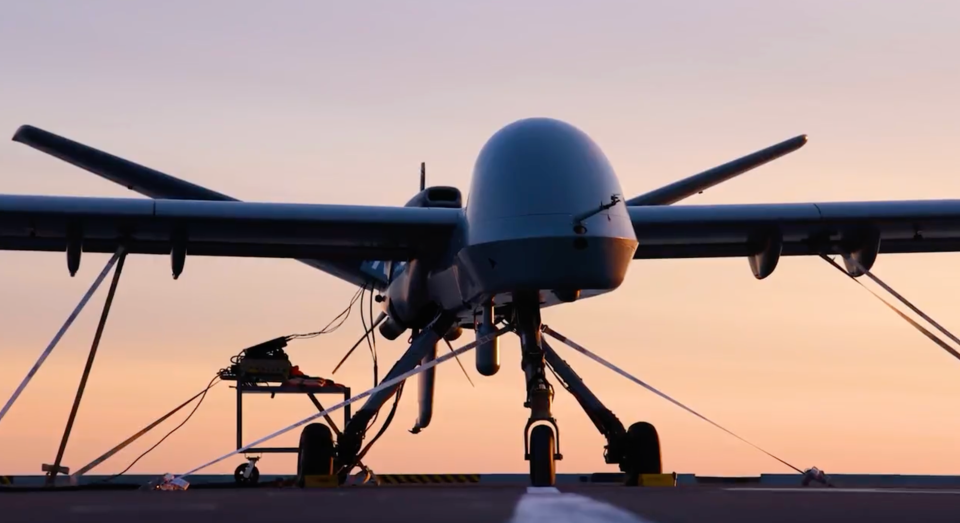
[{"left": 427, "top": 187, "right": 460, "bottom": 203}]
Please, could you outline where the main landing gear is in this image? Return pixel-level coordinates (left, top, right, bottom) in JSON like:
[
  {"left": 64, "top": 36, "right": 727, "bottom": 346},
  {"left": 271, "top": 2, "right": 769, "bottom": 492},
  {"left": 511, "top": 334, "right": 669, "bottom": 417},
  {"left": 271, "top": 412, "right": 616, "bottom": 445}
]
[
  {"left": 512, "top": 294, "right": 662, "bottom": 487},
  {"left": 335, "top": 312, "right": 458, "bottom": 483},
  {"left": 297, "top": 423, "right": 336, "bottom": 487}
]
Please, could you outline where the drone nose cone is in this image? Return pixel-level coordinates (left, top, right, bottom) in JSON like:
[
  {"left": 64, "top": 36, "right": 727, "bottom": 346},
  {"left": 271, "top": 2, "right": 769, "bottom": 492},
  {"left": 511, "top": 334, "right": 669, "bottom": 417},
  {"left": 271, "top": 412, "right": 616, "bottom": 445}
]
[
  {"left": 466, "top": 118, "right": 624, "bottom": 223},
  {"left": 459, "top": 118, "right": 638, "bottom": 296}
]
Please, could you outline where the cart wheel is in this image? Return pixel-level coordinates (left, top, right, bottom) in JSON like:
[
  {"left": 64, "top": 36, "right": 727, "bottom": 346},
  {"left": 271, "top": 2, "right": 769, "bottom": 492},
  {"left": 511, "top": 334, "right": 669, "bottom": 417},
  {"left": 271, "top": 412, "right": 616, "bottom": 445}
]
[{"left": 234, "top": 463, "right": 260, "bottom": 486}]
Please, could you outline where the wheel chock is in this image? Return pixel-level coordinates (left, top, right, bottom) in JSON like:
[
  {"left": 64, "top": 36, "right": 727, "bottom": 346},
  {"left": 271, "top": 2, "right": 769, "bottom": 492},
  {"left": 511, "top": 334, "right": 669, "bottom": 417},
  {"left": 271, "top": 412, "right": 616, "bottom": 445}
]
[
  {"left": 638, "top": 473, "right": 677, "bottom": 487},
  {"left": 301, "top": 474, "right": 339, "bottom": 488},
  {"left": 41, "top": 463, "right": 70, "bottom": 475}
]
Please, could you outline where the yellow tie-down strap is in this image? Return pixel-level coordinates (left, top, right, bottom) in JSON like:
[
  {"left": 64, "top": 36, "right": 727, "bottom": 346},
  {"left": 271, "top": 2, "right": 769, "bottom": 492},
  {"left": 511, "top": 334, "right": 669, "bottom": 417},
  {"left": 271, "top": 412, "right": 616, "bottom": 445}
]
[
  {"left": 638, "top": 473, "right": 677, "bottom": 487},
  {"left": 377, "top": 474, "right": 481, "bottom": 485}
]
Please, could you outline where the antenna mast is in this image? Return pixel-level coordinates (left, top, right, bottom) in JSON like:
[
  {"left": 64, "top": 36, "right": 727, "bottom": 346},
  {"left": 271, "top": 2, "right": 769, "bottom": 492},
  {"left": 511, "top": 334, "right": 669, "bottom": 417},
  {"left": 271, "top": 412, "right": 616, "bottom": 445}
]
[{"left": 420, "top": 162, "right": 426, "bottom": 191}]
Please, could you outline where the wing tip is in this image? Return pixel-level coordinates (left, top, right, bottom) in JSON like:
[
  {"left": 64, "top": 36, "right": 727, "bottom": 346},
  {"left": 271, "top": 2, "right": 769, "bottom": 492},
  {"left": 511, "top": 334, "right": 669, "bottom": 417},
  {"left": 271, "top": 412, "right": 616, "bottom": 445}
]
[
  {"left": 12, "top": 124, "right": 36, "bottom": 142},
  {"left": 11, "top": 124, "right": 55, "bottom": 147},
  {"left": 776, "top": 134, "right": 808, "bottom": 155}
]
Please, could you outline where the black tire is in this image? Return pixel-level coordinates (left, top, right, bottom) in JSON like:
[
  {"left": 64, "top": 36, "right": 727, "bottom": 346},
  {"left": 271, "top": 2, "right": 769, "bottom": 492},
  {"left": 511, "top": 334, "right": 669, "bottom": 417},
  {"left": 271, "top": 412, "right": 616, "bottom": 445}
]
[
  {"left": 234, "top": 463, "right": 260, "bottom": 486},
  {"left": 529, "top": 424, "right": 556, "bottom": 487},
  {"left": 297, "top": 423, "right": 335, "bottom": 487},
  {"left": 623, "top": 422, "right": 662, "bottom": 485}
]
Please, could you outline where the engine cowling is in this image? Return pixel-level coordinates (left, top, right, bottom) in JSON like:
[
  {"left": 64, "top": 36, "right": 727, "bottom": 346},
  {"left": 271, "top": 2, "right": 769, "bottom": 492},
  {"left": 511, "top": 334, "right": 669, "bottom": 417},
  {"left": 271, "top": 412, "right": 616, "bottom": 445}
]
[
  {"left": 378, "top": 184, "right": 463, "bottom": 340},
  {"left": 377, "top": 259, "right": 437, "bottom": 340}
]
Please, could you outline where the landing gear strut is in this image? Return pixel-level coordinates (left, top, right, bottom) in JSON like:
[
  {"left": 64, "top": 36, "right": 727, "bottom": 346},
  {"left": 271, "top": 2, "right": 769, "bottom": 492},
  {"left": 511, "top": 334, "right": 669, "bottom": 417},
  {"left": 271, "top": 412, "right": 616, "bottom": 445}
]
[
  {"left": 513, "top": 295, "right": 562, "bottom": 487},
  {"left": 540, "top": 335, "right": 662, "bottom": 485},
  {"left": 336, "top": 312, "right": 457, "bottom": 482}
]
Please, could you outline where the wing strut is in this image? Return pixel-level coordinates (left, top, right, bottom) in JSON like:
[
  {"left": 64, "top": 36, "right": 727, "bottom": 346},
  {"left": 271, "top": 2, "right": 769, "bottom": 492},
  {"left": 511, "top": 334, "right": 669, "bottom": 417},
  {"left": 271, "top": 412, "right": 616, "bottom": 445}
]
[{"left": 45, "top": 249, "right": 128, "bottom": 486}]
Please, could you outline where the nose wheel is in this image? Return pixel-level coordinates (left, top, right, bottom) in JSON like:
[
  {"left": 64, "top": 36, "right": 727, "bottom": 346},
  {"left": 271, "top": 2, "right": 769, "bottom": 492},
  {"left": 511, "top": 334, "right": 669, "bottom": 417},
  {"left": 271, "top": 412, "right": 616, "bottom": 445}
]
[{"left": 527, "top": 423, "right": 560, "bottom": 487}]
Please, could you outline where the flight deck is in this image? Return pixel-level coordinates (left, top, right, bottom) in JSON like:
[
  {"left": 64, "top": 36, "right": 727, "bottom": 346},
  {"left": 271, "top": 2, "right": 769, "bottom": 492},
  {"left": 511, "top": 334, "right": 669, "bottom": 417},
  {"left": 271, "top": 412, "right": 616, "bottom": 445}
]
[{"left": 3, "top": 483, "right": 960, "bottom": 523}]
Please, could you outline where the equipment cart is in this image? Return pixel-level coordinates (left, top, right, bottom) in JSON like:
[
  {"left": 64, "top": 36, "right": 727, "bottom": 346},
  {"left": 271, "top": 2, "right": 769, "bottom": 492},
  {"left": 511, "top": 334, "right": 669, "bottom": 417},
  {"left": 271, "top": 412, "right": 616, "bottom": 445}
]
[
  {"left": 226, "top": 380, "right": 352, "bottom": 484},
  {"left": 217, "top": 337, "right": 352, "bottom": 485}
]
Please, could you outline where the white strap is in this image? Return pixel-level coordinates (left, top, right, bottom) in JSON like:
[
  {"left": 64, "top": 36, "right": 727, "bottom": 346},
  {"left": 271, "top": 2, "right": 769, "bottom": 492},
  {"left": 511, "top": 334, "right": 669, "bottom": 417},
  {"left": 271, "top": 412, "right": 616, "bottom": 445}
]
[
  {"left": 0, "top": 250, "right": 123, "bottom": 426},
  {"left": 542, "top": 325, "right": 804, "bottom": 474},
  {"left": 822, "top": 255, "right": 960, "bottom": 362}
]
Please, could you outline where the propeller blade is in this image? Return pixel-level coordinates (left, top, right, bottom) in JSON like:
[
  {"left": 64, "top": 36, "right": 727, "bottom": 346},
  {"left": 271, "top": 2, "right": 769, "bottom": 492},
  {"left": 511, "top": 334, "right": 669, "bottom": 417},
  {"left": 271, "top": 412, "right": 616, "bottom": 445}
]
[
  {"left": 444, "top": 338, "right": 475, "bottom": 388},
  {"left": 332, "top": 312, "right": 386, "bottom": 375}
]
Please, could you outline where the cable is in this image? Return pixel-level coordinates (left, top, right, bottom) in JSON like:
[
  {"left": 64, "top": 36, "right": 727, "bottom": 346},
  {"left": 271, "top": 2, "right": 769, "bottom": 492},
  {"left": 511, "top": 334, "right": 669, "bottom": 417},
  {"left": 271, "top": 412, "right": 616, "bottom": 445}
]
[
  {"left": 287, "top": 286, "right": 362, "bottom": 340},
  {"left": 355, "top": 381, "right": 405, "bottom": 465},
  {"left": 359, "top": 284, "right": 378, "bottom": 388},
  {"left": 355, "top": 283, "right": 387, "bottom": 434},
  {"left": 287, "top": 285, "right": 366, "bottom": 341},
  {"left": 221, "top": 284, "right": 371, "bottom": 380},
  {"left": 352, "top": 283, "right": 381, "bottom": 431},
  {"left": 331, "top": 313, "right": 386, "bottom": 375},
  {"left": 71, "top": 381, "right": 220, "bottom": 479},
  {"left": 368, "top": 284, "right": 379, "bottom": 386},
  {"left": 100, "top": 374, "right": 220, "bottom": 482}
]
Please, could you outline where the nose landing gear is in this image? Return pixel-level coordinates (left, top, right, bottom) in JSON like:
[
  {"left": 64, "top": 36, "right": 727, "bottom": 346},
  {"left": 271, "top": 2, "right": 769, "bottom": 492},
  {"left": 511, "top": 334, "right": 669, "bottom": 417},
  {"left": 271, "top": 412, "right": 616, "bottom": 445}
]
[
  {"left": 513, "top": 295, "right": 564, "bottom": 487},
  {"left": 512, "top": 295, "right": 664, "bottom": 487}
]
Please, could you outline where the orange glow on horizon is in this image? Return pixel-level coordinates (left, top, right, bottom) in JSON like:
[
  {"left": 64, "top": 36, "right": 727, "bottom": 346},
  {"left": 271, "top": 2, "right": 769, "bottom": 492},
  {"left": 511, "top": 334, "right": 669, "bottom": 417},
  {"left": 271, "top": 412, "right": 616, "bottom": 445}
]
[{"left": 3, "top": 0, "right": 960, "bottom": 478}]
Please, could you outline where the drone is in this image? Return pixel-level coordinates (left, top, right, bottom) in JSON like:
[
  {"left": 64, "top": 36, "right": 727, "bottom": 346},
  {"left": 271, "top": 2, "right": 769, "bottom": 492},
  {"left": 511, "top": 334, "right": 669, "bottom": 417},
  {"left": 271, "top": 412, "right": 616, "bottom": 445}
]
[{"left": 5, "top": 117, "right": 960, "bottom": 487}]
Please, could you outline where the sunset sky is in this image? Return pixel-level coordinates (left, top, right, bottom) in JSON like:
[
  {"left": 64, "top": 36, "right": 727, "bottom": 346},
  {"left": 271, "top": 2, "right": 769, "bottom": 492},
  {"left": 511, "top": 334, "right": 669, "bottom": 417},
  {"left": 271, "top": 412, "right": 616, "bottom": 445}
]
[{"left": 3, "top": 0, "right": 960, "bottom": 478}]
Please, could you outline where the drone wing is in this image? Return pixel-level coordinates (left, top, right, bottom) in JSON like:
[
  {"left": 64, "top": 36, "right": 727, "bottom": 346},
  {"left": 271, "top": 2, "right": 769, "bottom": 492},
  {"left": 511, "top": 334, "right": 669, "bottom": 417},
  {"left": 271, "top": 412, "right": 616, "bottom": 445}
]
[
  {"left": 11, "top": 125, "right": 419, "bottom": 289},
  {"left": 629, "top": 200, "right": 960, "bottom": 277},
  {"left": 0, "top": 194, "right": 461, "bottom": 274},
  {"left": 625, "top": 135, "right": 808, "bottom": 206}
]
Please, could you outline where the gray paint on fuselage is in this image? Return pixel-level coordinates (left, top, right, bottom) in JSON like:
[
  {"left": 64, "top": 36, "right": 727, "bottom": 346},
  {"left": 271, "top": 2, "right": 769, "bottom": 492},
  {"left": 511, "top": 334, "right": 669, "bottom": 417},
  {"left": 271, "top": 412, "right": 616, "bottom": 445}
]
[{"left": 389, "top": 118, "right": 640, "bottom": 325}]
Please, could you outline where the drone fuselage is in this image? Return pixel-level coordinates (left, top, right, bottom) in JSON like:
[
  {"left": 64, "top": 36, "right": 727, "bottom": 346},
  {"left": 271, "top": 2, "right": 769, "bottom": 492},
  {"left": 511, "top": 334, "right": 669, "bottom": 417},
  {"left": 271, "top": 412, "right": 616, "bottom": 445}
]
[{"left": 376, "top": 118, "right": 638, "bottom": 343}]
